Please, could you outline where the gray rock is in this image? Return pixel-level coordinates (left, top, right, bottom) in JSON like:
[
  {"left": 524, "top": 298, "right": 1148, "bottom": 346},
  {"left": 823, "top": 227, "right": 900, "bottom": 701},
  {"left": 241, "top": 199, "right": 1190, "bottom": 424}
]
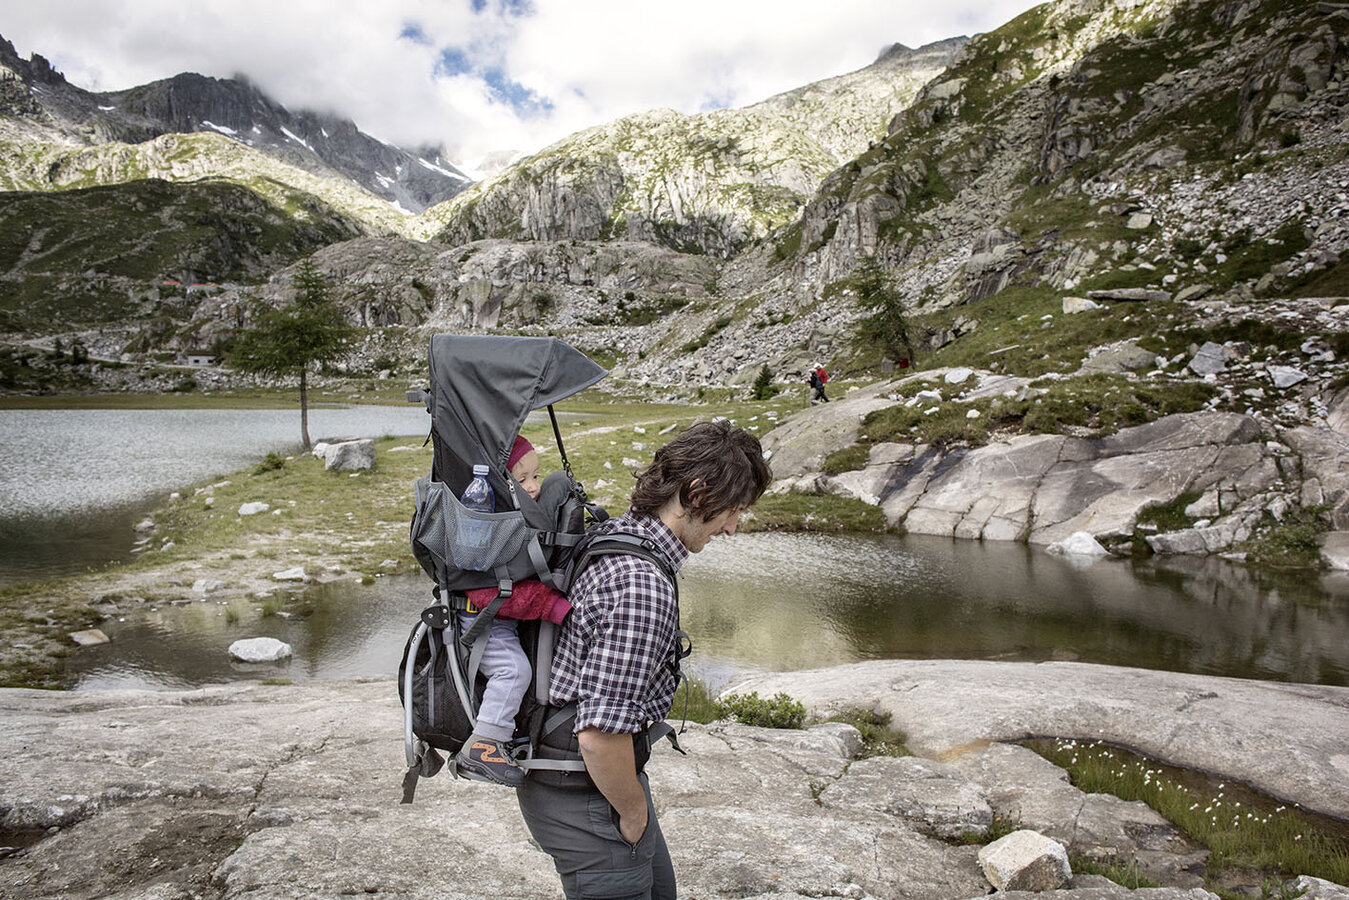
[
  {"left": 0, "top": 662, "right": 1345, "bottom": 899},
  {"left": 978, "top": 829, "right": 1072, "bottom": 891},
  {"left": 819, "top": 755, "right": 993, "bottom": 838},
  {"left": 237, "top": 501, "right": 270, "bottom": 516},
  {"left": 227, "top": 637, "right": 292, "bottom": 662},
  {"left": 1174, "top": 284, "right": 1215, "bottom": 302},
  {"left": 271, "top": 566, "right": 307, "bottom": 582},
  {"left": 757, "top": 379, "right": 907, "bottom": 479},
  {"left": 1267, "top": 365, "right": 1309, "bottom": 388},
  {"left": 1087, "top": 288, "right": 1173, "bottom": 302},
  {"left": 1295, "top": 875, "right": 1349, "bottom": 899},
  {"left": 69, "top": 629, "right": 110, "bottom": 647},
  {"left": 1046, "top": 531, "right": 1110, "bottom": 557},
  {"left": 1079, "top": 342, "right": 1158, "bottom": 374},
  {"left": 1188, "top": 342, "right": 1230, "bottom": 375},
  {"left": 1064, "top": 296, "right": 1102, "bottom": 313},
  {"left": 1321, "top": 532, "right": 1349, "bottom": 570},
  {"left": 323, "top": 439, "right": 375, "bottom": 471}
]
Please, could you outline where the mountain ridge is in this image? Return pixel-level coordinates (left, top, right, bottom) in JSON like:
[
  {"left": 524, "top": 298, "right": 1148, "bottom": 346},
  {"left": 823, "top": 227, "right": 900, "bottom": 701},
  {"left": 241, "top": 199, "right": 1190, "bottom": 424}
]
[{"left": 0, "top": 35, "right": 471, "bottom": 214}]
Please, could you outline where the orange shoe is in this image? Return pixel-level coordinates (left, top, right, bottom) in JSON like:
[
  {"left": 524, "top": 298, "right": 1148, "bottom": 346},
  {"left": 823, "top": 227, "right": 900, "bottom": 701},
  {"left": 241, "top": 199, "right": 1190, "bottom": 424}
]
[{"left": 454, "top": 736, "right": 525, "bottom": 787}]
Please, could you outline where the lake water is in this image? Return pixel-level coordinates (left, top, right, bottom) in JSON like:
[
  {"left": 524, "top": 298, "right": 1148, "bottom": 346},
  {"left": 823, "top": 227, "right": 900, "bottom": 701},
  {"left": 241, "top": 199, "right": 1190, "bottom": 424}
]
[
  {"left": 0, "top": 405, "right": 432, "bottom": 586},
  {"left": 9, "top": 406, "right": 1349, "bottom": 693},
  {"left": 64, "top": 531, "right": 1349, "bottom": 692}
]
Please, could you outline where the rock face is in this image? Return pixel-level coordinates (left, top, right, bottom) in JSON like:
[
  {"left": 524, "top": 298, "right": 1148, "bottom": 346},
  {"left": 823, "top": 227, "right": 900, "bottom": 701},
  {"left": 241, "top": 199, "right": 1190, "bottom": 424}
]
[
  {"left": 762, "top": 367, "right": 1349, "bottom": 556},
  {"left": 1, "top": 662, "right": 1344, "bottom": 899},
  {"left": 426, "top": 40, "right": 965, "bottom": 257}
]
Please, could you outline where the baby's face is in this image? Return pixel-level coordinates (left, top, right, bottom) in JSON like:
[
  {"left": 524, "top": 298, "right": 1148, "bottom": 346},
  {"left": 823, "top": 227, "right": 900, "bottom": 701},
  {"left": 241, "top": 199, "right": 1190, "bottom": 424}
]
[{"left": 511, "top": 449, "right": 541, "bottom": 500}]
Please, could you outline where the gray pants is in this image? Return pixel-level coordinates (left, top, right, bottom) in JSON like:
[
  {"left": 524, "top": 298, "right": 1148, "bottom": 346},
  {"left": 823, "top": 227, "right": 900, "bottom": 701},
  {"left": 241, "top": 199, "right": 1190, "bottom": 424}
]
[
  {"left": 517, "top": 772, "right": 675, "bottom": 899},
  {"left": 457, "top": 613, "right": 530, "bottom": 741}
]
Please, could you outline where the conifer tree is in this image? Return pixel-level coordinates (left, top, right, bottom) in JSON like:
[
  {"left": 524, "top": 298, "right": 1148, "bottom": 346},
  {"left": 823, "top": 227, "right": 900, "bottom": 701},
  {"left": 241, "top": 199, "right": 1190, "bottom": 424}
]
[{"left": 227, "top": 258, "right": 355, "bottom": 449}]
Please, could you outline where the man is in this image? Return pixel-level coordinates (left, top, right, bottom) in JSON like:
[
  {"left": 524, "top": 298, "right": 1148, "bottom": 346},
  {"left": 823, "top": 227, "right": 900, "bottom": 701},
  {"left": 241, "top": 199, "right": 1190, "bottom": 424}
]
[{"left": 517, "top": 419, "right": 772, "bottom": 899}]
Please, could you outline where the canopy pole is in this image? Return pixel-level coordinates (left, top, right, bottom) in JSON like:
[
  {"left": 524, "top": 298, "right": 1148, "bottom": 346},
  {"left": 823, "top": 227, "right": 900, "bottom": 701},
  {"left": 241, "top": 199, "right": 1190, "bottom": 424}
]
[{"left": 547, "top": 405, "right": 574, "bottom": 481}]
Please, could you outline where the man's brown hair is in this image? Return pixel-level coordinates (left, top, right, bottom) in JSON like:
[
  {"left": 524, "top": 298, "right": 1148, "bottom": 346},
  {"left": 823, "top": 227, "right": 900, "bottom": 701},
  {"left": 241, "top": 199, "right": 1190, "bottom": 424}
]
[{"left": 630, "top": 420, "right": 773, "bottom": 521}]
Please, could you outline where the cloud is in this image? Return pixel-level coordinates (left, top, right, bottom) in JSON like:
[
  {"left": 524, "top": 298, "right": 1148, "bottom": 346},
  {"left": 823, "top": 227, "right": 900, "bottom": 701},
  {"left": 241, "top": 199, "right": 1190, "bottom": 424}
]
[{"left": 3, "top": 0, "right": 1042, "bottom": 166}]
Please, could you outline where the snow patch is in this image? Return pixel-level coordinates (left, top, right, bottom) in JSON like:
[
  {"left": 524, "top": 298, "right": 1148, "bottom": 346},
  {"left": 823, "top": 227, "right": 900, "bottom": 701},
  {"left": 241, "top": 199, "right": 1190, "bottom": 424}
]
[
  {"left": 98, "top": 105, "right": 116, "bottom": 111},
  {"left": 280, "top": 126, "right": 314, "bottom": 151},
  {"left": 418, "top": 157, "right": 469, "bottom": 181},
  {"left": 201, "top": 120, "right": 238, "bottom": 136}
]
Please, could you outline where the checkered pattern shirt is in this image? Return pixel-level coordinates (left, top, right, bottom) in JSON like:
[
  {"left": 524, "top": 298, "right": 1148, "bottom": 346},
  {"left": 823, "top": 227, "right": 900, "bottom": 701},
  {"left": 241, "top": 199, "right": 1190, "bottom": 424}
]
[{"left": 550, "top": 512, "right": 688, "bottom": 735}]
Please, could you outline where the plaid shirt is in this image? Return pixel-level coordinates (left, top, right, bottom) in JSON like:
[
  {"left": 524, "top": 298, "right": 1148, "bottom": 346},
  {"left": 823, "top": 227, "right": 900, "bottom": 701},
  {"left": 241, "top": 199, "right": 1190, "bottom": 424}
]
[{"left": 550, "top": 512, "right": 688, "bottom": 735}]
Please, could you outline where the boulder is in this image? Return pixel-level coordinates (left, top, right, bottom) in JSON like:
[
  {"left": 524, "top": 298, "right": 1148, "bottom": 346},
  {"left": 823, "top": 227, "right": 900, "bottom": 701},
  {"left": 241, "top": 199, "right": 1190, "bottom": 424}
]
[
  {"left": 324, "top": 439, "right": 375, "bottom": 471},
  {"left": 978, "top": 829, "right": 1072, "bottom": 891},
  {"left": 237, "top": 502, "right": 270, "bottom": 516},
  {"left": 68, "top": 629, "right": 110, "bottom": 647},
  {"left": 1087, "top": 288, "right": 1173, "bottom": 302},
  {"left": 1321, "top": 532, "right": 1349, "bottom": 570},
  {"left": 1079, "top": 342, "right": 1159, "bottom": 374},
  {"left": 272, "top": 567, "right": 308, "bottom": 582},
  {"left": 1188, "top": 341, "right": 1230, "bottom": 375},
  {"left": 1294, "top": 876, "right": 1349, "bottom": 899},
  {"left": 1046, "top": 531, "right": 1110, "bottom": 557},
  {"left": 1267, "top": 366, "right": 1309, "bottom": 389},
  {"left": 1063, "top": 296, "right": 1102, "bottom": 314},
  {"left": 227, "top": 637, "right": 292, "bottom": 662},
  {"left": 758, "top": 379, "right": 906, "bottom": 479}
]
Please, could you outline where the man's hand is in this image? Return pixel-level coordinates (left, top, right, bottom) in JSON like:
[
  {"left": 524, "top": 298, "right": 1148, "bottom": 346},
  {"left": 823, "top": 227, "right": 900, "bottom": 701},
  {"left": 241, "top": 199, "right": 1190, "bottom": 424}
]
[{"left": 577, "top": 727, "right": 648, "bottom": 844}]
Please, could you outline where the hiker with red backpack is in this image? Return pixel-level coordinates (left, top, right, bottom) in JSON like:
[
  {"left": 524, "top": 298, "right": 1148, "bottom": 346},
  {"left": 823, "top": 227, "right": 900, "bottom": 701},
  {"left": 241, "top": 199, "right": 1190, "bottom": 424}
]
[{"left": 807, "top": 363, "right": 830, "bottom": 404}]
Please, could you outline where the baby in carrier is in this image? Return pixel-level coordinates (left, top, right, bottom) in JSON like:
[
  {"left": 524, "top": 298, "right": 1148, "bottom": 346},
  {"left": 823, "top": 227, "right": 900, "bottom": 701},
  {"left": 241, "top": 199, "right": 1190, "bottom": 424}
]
[{"left": 455, "top": 435, "right": 570, "bottom": 786}]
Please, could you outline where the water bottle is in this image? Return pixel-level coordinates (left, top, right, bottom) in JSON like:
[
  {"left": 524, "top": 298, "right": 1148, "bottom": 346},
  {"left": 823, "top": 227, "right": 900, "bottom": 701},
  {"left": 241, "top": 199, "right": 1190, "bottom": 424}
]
[
  {"left": 458, "top": 464, "right": 494, "bottom": 557},
  {"left": 460, "top": 464, "right": 495, "bottom": 513}
]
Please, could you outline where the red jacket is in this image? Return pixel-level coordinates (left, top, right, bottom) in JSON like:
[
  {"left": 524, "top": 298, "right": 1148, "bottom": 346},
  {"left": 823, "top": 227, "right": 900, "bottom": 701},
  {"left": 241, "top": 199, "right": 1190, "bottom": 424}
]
[{"left": 465, "top": 579, "right": 572, "bottom": 625}]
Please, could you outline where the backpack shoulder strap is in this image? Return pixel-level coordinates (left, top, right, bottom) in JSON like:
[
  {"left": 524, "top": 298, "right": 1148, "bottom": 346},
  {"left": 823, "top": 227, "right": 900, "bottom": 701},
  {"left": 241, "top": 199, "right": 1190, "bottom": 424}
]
[{"left": 567, "top": 531, "right": 679, "bottom": 598}]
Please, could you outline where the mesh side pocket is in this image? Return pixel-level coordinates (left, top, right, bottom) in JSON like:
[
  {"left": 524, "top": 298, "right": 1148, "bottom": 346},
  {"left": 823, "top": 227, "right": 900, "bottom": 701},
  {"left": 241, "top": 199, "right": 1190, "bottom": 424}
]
[{"left": 412, "top": 476, "right": 530, "bottom": 573}]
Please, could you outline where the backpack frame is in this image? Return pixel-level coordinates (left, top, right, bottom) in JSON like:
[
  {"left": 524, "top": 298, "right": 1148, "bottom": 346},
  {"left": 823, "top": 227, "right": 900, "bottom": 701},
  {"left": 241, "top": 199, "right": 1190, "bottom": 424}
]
[{"left": 398, "top": 335, "right": 687, "bottom": 802}]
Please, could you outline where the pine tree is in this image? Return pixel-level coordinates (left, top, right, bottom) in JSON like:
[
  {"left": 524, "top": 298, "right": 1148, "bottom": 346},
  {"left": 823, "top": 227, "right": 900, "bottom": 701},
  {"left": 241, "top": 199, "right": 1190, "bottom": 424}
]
[
  {"left": 227, "top": 258, "right": 355, "bottom": 449},
  {"left": 852, "top": 257, "right": 915, "bottom": 369},
  {"left": 750, "top": 363, "right": 778, "bottom": 400}
]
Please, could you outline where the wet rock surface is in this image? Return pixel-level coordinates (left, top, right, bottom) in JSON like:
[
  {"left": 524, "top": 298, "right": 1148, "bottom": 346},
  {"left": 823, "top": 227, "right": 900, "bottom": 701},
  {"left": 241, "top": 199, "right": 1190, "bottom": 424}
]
[{"left": 2, "top": 660, "right": 1346, "bottom": 899}]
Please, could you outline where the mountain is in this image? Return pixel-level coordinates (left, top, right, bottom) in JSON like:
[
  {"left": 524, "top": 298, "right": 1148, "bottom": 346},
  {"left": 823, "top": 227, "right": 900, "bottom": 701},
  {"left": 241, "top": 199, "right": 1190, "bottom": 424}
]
[
  {"left": 0, "top": 34, "right": 472, "bottom": 215},
  {"left": 0, "top": 178, "right": 362, "bottom": 332},
  {"left": 423, "top": 39, "right": 966, "bottom": 257}
]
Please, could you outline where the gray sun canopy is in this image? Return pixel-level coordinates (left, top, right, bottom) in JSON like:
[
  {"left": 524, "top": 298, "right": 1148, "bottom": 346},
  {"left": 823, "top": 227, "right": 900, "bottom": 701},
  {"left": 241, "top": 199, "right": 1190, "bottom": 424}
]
[{"left": 423, "top": 333, "right": 607, "bottom": 492}]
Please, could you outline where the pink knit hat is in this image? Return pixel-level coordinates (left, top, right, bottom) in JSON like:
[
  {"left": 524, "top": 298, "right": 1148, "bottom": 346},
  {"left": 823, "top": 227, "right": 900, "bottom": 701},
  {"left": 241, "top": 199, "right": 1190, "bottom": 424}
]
[{"left": 507, "top": 435, "right": 534, "bottom": 471}]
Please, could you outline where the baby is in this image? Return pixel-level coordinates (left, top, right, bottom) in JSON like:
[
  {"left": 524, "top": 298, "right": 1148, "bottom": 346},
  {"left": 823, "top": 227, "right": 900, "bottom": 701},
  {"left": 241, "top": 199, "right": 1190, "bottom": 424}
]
[{"left": 454, "top": 435, "right": 570, "bottom": 787}]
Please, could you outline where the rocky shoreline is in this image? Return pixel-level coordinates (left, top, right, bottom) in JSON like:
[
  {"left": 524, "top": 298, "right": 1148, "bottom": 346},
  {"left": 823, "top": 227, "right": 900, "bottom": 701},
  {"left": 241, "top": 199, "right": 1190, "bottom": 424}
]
[{"left": 2, "top": 660, "right": 1347, "bottom": 899}]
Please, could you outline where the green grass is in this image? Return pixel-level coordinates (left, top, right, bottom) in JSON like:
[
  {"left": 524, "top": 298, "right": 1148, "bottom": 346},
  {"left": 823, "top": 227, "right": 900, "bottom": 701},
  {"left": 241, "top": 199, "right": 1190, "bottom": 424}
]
[
  {"left": 911, "top": 285, "right": 1192, "bottom": 379},
  {"left": 1245, "top": 509, "right": 1331, "bottom": 570},
  {"left": 844, "top": 372, "right": 1215, "bottom": 457},
  {"left": 817, "top": 707, "right": 910, "bottom": 758},
  {"left": 1070, "top": 855, "right": 1161, "bottom": 889},
  {"left": 1030, "top": 738, "right": 1349, "bottom": 889}
]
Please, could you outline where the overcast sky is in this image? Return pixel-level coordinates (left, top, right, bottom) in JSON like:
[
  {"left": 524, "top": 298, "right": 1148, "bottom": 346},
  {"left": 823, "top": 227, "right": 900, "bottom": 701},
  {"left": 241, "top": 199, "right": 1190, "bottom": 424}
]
[{"left": 5, "top": 1, "right": 1043, "bottom": 171}]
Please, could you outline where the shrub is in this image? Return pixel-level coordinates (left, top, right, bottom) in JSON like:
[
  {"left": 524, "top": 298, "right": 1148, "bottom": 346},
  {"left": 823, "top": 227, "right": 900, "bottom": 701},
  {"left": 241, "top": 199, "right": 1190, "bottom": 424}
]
[
  {"left": 716, "top": 691, "right": 807, "bottom": 729},
  {"left": 252, "top": 452, "right": 286, "bottom": 475}
]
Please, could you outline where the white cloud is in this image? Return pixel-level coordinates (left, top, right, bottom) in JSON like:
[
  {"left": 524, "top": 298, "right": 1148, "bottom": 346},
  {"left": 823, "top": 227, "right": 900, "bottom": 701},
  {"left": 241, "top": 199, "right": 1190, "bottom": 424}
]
[{"left": 3, "top": 0, "right": 1043, "bottom": 165}]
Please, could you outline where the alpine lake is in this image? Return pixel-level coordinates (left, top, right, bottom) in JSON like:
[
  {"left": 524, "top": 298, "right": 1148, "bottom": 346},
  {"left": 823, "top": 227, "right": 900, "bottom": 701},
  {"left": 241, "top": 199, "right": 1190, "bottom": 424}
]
[{"left": 3, "top": 403, "right": 1348, "bottom": 692}]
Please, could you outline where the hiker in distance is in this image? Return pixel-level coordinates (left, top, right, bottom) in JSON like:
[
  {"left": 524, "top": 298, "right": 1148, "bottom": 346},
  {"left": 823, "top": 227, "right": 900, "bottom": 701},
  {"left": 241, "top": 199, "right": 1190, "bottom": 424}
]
[{"left": 517, "top": 419, "right": 772, "bottom": 900}]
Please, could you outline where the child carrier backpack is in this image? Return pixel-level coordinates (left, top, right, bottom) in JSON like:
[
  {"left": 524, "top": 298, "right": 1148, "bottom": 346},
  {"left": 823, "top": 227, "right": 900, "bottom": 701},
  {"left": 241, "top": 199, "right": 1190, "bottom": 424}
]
[{"left": 399, "top": 334, "right": 687, "bottom": 803}]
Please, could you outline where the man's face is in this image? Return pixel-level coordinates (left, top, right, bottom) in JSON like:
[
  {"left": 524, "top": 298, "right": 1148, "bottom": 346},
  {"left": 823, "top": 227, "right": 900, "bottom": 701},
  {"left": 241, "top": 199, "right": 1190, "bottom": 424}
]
[{"left": 678, "top": 505, "right": 744, "bottom": 553}]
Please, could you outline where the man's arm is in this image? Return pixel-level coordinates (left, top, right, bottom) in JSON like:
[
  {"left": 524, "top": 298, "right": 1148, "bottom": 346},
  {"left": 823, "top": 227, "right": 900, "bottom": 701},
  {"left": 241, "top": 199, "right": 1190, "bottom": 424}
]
[{"left": 577, "top": 727, "right": 647, "bottom": 844}]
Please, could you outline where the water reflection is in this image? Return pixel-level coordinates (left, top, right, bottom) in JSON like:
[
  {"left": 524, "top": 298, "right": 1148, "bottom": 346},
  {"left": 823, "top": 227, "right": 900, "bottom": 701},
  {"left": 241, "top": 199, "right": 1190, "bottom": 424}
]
[{"left": 66, "top": 532, "right": 1349, "bottom": 691}]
